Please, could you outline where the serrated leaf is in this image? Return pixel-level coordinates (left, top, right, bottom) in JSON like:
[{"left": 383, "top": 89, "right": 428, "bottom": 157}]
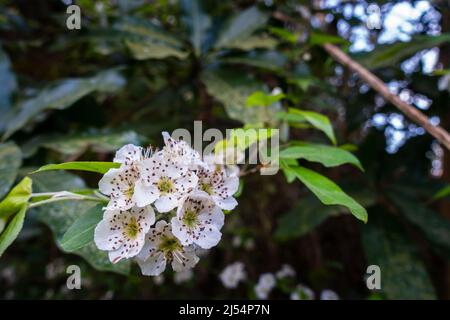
[
  {"left": 33, "top": 161, "right": 120, "bottom": 175},
  {"left": 0, "top": 205, "right": 27, "bottom": 257},
  {"left": 362, "top": 209, "right": 436, "bottom": 299},
  {"left": 280, "top": 143, "right": 363, "bottom": 171},
  {"left": 0, "top": 142, "right": 22, "bottom": 199},
  {"left": 287, "top": 166, "right": 367, "bottom": 222},
  {"left": 214, "top": 6, "right": 269, "bottom": 49},
  {"left": 60, "top": 204, "right": 103, "bottom": 252},
  {"left": 2, "top": 69, "right": 126, "bottom": 139}
]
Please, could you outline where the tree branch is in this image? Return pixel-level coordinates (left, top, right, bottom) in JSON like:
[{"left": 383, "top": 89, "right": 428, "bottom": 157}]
[{"left": 272, "top": 11, "right": 450, "bottom": 151}]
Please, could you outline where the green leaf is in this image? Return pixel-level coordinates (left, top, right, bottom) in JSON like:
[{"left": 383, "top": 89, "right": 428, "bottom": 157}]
[
  {"left": 22, "top": 130, "right": 144, "bottom": 158},
  {"left": 125, "top": 39, "right": 188, "bottom": 60},
  {"left": 353, "top": 34, "right": 450, "bottom": 69},
  {"left": 33, "top": 162, "right": 120, "bottom": 175},
  {"left": 0, "top": 205, "right": 27, "bottom": 257},
  {"left": 309, "top": 32, "right": 348, "bottom": 46},
  {"left": 269, "top": 27, "right": 298, "bottom": 44},
  {"left": 388, "top": 191, "right": 450, "bottom": 258},
  {"left": 0, "top": 45, "right": 17, "bottom": 114},
  {"left": 275, "top": 196, "right": 342, "bottom": 241},
  {"left": 223, "top": 34, "right": 278, "bottom": 50},
  {"left": 201, "top": 67, "right": 281, "bottom": 125},
  {"left": 181, "top": 0, "right": 211, "bottom": 56},
  {"left": 219, "top": 50, "right": 288, "bottom": 73},
  {"left": 362, "top": 209, "right": 436, "bottom": 299},
  {"left": 280, "top": 143, "right": 363, "bottom": 171},
  {"left": 278, "top": 109, "right": 337, "bottom": 145},
  {"left": 114, "top": 17, "right": 188, "bottom": 60},
  {"left": 0, "top": 177, "right": 32, "bottom": 221},
  {"left": 431, "top": 185, "right": 450, "bottom": 201},
  {"left": 31, "top": 171, "right": 130, "bottom": 275},
  {"left": 60, "top": 204, "right": 103, "bottom": 252},
  {"left": 0, "top": 142, "right": 22, "bottom": 199},
  {"left": 246, "top": 91, "right": 285, "bottom": 107},
  {"left": 214, "top": 6, "right": 269, "bottom": 49},
  {"left": 287, "top": 166, "right": 367, "bottom": 222},
  {"left": 2, "top": 69, "right": 126, "bottom": 139}
]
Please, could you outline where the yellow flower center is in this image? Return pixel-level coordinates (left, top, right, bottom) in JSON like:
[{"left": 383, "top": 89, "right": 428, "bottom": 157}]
[
  {"left": 125, "top": 217, "right": 139, "bottom": 239},
  {"left": 157, "top": 177, "right": 174, "bottom": 194}
]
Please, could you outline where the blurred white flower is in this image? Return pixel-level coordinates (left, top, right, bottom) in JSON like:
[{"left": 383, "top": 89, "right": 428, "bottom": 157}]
[
  {"left": 320, "top": 289, "right": 339, "bottom": 300},
  {"left": 94, "top": 206, "right": 155, "bottom": 263},
  {"left": 153, "top": 275, "right": 165, "bottom": 286},
  {"left": 136, "top": 221, "right": 199, "bottom": 276},
  {"left": 276, "top": 264, "right": 296, "bottom": 279},
  {"left": 219, "top": 261, "right": 247, "bottom": 289},
  {"left": 254, "top": 273, "right": 276, "bottom": 299},
  {"left": 290, "top": 284, "right": 315, "bottom": 300},
  {"left": 174, "top": 269, "right": 193, "bottom": 284}
]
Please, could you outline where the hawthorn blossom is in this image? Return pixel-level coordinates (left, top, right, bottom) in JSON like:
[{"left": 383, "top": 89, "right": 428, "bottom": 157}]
[
  {"left": 94, "top": 206, "right": 155, "bottom": 263},
  {"left": 140, "top": 154, "right": 198, "bottom": 212},
  {"left": 113, "top": 144, "right": 148, "bottom": 167},
  {"left": 196, "top": 167, "right": 239, "bottom": 210},
  {"left": 136, "top": 220, "right": 199, "bottom": 276},
  {"left": 320, "top": 289, "right": 339, "bottom": 300},
  {"left": 160, "top": 132, "right": 203, "bottom": 170},
  {"left": 171, "top": 192, "right": 224, "bottom": 249},
  {"left": 276, "top": 264, "right": 296, "bottom": 279},
  {"left": 203, "top": 147, "right": 244, "bottom": 177},
  {"left": 99, "top": 165, "right": 155, "bottom": 211},
  {"left": 290, "top": 284, "right": 315, "bottom": 300},
  {"left": 219, "top": 262, "right": 246, "bottom": 289},
  {"left": 254, "top": 273, "right": 276, "bottom": 299}
]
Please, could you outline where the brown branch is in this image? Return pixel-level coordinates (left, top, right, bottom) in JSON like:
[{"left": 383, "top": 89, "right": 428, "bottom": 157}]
[
  {"left": 322, "top": 43, "right": 450, "bottom": 151},
  {"left": 272, "top": 11, "right": 450, "bottom": 151}
]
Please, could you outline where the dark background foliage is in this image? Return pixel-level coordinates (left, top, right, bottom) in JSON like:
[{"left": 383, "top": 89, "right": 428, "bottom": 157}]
[{"left": 0, "top": 0, "right": 450, "bottom": 299}]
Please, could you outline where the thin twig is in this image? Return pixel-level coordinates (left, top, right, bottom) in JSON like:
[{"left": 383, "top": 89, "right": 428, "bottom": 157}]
[{"left": 272, "top": 11, "right": 450, "bottom": 151}]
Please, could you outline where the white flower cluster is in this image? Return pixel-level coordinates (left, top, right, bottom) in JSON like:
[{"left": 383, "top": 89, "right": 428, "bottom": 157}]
[{"left": 94, "top": 132, "right": 240, "bottom": 276}]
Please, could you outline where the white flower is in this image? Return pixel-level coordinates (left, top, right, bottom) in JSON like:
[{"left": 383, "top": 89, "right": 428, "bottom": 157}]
[
  {"left": 219, "top": 262, "right": 246, "bottom": 289},
  {"left": 290, "top": 284, "right": 315, "bottom": 300},
  {"left": 140, "top": 154, "right": 198, "bottom": 213},
  {"left": 174, "top": 269, "right": 193, "bottom": 284},
  {"left": 160, "top": 132, "right": 203, "bottom": 170},
  {"left": 276, "top": 264, "right": 296, "bottom": 279},
  {"left": 94, "top": 206, "right": 155, "bottom": 264},
  {"left": 196, "top": 168, "right": 239, "bottom": 210},
  {"left": 99, "top": 165, "right": 154, "bottom": 211},
  {"left": 204, "top": 147, "right": 243, "bottom": 177},
  {"left": 171, "top": 192, "right": 224, "bottom": 249},
  {"left": 254, "top": 273, "right": 276, "bottom": 299},
  {"left": 113, "top": 144, "right": 148, "bottom": 167},
  {"left": 136, "top": 220, "right": 199, "bottom": 276},
  {"left": 320, "top": 289, "right": 339, "bottom": 300}
]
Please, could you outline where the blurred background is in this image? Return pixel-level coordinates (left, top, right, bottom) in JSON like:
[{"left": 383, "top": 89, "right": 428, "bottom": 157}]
[{"left": 0, "top": 0, "right": 450, "bottom": 299}]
